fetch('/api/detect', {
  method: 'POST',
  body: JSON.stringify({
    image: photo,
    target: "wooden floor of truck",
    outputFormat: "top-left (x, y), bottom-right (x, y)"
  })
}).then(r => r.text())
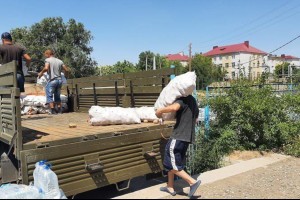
top-left (22, 113), bottom-right (174, 150)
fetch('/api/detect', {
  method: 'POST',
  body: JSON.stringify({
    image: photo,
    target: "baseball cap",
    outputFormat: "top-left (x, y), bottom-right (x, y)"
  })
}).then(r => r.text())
top-left (1, 32), bottom-right (12, 41)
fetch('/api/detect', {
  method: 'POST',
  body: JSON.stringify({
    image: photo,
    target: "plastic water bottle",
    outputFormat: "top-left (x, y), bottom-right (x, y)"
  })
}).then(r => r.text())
top-left (0, 184), bottom-right (42, 199)
top-left (33, 160), bottom-right (46, 189)
top-left (39, 165), bottom-right (61, 199)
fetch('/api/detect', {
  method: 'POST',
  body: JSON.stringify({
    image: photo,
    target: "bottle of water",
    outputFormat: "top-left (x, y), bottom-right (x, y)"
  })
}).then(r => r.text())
top-left (33, 160), bottom-right (46, 189)
top-left (0, 184), bottom-right (42, 199)
top-left (39, 165), bottom-right (61, 199)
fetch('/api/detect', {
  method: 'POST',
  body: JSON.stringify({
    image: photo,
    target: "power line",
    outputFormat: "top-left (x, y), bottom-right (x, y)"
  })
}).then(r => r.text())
top-left (239, 34), bottom-right (300, 66)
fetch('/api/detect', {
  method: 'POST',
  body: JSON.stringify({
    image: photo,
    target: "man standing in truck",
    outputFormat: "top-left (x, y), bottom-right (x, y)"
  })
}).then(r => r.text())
top-left (0, 32), bottom-right (31, 93)
top-left (155, 95), bottom-right (201, 198)
top-left (38, 49), bottom-right (69, 115)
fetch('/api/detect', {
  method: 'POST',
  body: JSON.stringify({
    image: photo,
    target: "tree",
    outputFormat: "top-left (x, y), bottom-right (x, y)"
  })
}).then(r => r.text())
top-left (136, 51), bottom-right (156, 71)
top-left (275, 62), bottom-right (289, 78)
top-left (113, 60), bottom-right (137, 74)
top-left (11, 17), bottom-right (97, 78)
top-left (96, 60), bottom-right (137, 76)
top-left (192, 54), bottom-right (225, 89)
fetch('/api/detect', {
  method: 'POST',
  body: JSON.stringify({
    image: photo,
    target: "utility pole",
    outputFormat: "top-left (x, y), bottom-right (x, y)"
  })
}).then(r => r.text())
top-left (189, 43), bottom-right (192, 72)
top-left (146, 55), bottom-right (148, 71)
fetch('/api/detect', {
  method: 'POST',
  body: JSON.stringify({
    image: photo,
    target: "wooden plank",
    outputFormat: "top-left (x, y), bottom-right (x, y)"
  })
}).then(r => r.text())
top-left (0, 75), bottom-right (14, 87)
top-left (79, 88), bottom-right (125, 95)
top-left (124, 68), bottom-right (175, 79)
top-left (125, 77), bottom-right (169, 86)
top-left (0, 61), bottom-right (17, 76)
top-left (77, 80), bottom-right (125, 89)
top-left (132, 86), bottom-right (162, 94)
top-left (73, 74), bottom-right (124, 84)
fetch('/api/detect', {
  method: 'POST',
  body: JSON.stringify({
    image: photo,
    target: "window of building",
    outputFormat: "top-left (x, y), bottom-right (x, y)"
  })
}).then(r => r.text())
top-left (232, 62), bottom-right (235, 67)
top-left (232, 72), bottom-right (235, 79)
top-left (226, 56), bottom-right (229, 60)
top-left (214, 57), bottom-right (217, 62)
top-left (225, 63), bottom-right (229, 68)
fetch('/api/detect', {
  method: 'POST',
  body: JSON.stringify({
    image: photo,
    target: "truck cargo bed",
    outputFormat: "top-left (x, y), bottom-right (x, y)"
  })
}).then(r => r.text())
top-left (22, 113), bottom-right (174, 150)
top-left (20, 113), bottom-right (175, 196)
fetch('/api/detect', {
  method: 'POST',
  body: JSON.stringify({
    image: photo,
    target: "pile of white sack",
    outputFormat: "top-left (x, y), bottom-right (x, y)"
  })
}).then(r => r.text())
top-left (20, 95), bottom-right (68, 115)
top-left (154, 71), bottom-right (197, 120)
top-left (0, 161), bottom-right (67, 199)
top-left (37, 73), bottom-right (67, 87)
top-left (89, 106), bottom-right (159, 126)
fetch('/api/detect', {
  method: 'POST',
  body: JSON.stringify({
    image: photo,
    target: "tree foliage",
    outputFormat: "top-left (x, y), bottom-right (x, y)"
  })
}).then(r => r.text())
top-left (11, 17), bottom-right (97, 78)
top-left (97, 60), bottom-right (137, 76)
top-left (275, 62), bottom-right (289, 77)
top-left (209, 81), bottom-right (300, 150)
top-left (192, 54), bottom-right (226, 89)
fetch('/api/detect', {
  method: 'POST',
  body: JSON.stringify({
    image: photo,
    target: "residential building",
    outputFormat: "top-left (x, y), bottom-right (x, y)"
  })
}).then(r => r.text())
top-left (166, 52), bottom-right (189, 67)
top-left (265, 54), bottom-right (300, 74)
top-left (204, 41), bottom-right (267, 80)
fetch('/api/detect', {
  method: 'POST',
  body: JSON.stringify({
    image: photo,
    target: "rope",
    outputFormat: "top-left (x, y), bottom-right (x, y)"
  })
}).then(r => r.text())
top-left (159, 119), bottom-right (170, 140)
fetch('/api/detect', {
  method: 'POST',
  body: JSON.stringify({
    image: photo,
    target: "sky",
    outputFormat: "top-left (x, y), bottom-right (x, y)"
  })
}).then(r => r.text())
top-left (1, 0), bottom-right (300, 66)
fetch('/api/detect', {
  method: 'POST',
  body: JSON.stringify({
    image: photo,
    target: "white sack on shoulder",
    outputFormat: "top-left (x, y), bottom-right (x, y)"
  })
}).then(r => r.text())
top-left (154, 71), bottom-right (196, 120)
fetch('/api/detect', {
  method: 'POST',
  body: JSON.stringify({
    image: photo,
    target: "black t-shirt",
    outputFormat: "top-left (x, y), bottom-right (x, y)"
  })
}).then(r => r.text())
top-left (0, 44), bottom-right (26, 75)
top-left (171, 95), bottom-right (199, 144)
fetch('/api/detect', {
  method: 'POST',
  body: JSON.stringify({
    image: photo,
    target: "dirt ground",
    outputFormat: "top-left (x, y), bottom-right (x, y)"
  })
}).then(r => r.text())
top-left (222, 150), bottom-right (273, 166)
top-left (165, 156), bottom-right (300, 199)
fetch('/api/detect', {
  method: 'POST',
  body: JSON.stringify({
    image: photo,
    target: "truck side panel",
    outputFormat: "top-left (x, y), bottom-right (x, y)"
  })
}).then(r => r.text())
top-left (20, 126), bottom-right (173, 196)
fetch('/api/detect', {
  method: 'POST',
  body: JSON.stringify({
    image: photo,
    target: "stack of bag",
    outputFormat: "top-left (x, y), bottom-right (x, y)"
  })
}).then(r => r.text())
top-left (88, 106), bottom-right (159, 126)
top-left (21, 95), bottom-right (68, 115)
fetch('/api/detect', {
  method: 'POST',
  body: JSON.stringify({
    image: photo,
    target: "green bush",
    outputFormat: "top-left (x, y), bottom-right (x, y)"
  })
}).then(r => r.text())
top-left (192, 81), bottom-right (300, 173)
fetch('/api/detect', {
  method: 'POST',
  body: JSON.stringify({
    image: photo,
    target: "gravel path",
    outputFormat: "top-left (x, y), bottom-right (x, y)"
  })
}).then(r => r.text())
top-left (165, 157), bottom-right (300, 199)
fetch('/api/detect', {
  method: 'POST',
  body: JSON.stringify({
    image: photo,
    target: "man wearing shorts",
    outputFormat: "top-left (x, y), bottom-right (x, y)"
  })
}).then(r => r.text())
top-left (156, 95), bottom-right (201, 198)
top-left (38, 49), bottom-right (69, 114)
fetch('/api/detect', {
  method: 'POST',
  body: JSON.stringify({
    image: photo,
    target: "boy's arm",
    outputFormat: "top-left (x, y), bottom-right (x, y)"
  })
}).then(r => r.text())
top-left (155, 103), bottom-right (181, 118)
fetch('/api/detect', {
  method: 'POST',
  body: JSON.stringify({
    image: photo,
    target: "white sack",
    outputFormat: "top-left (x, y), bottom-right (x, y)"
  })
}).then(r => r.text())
top-left (23, 95), bottom-right (68, 107)
top-left (37, 73), bottom-right (67, 87)
top-left (154, 71), bottom-right (196, 120)
top-left (135, 107), bottom-right (158, 121)
top-left (22, 106), bottom-right (38, 115)
top-left (89, 106), bottom-right (141, 126)
top-left (37, 73), bottom-right (49, 87)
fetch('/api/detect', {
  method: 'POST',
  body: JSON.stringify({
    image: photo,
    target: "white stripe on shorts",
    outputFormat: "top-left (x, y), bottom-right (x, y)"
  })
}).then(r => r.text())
top-left (169, 139), bottom-right (178, 171)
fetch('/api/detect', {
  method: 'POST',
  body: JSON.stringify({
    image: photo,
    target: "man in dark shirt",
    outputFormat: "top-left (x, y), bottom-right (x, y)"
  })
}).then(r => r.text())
top-left (0, 32), bottom-right (31, 92)
top-left (156, 95), bottom-right (201, 198)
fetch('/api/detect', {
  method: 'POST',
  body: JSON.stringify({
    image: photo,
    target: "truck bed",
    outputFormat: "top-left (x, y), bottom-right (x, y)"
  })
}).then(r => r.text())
top-left (22, 113), bottom-right (174, 150)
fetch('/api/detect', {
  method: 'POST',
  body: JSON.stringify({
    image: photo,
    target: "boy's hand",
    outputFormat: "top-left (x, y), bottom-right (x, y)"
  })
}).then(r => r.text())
top-left (155, 109), bottom-right (163, 118)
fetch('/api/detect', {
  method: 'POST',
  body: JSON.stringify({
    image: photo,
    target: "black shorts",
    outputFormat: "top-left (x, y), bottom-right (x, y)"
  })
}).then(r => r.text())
top-left (163, 139), bottom-right (189, 172)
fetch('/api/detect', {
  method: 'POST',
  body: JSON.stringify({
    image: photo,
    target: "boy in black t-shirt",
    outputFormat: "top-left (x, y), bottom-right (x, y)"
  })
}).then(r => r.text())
top-left (156, 95), bottom-right (201, 198)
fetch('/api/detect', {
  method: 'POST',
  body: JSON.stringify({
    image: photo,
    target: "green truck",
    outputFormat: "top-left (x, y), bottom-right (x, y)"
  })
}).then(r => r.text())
top-left (0, 61), bottom-right (176, 196)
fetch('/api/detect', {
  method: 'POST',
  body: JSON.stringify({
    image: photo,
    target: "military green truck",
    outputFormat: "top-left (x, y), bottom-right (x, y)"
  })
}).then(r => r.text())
top-left (0, 61), bottom-right (176, 196)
